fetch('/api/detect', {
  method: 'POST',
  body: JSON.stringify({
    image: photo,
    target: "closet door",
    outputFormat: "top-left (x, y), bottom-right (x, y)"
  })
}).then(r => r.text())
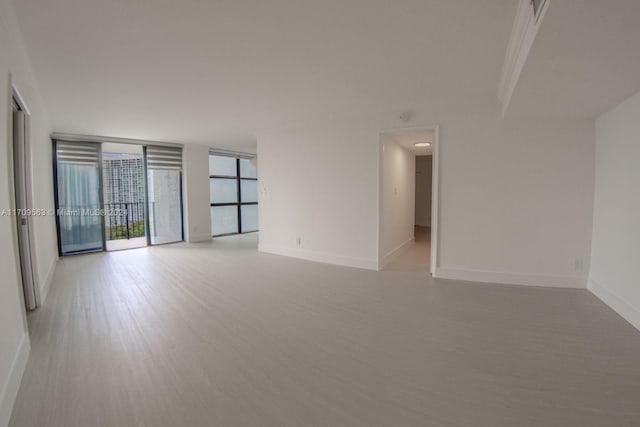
top-left (54, 141), bottom-right (105, 255)
top-left (13, 103), bottom-right (38, 308)
top-left (145, 146), bottom-right (183, 245)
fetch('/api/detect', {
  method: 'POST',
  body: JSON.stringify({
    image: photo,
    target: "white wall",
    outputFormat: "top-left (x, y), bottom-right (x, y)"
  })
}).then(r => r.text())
top-left (3, 7), bottom-right (57, 305)
top-left (257, 122), bottom-right (379, 270)
top-left (437, 109), bottom-right (594, 288)
top-left (0, 0), bottom-right (57, 424)
top-left (415, 155), bottom-right (432, 227)
top-left (27, 116), bottom-right (57, 302)
top-left (588, 89), bottom-right (640, 331)
top-left (182, 144), bottom-right (212, 243)
top-left (257, 101), bottom-right (594, 286)
top-left (381, 135), bottom-right (415, 266)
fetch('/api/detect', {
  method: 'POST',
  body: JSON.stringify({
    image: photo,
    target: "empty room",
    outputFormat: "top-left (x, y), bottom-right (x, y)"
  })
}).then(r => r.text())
top-left (2, 0), bottom-right (640, 426)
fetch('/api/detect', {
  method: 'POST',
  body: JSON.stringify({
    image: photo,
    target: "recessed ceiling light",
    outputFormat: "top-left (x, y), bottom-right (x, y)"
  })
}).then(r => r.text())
top-left (414, 142), bottom-right (431, 147)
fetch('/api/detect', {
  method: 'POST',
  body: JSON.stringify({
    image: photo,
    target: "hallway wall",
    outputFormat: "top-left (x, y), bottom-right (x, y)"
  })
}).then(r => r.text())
top-left (382, 135), bottom-right (416, 266)
top-left (589, 88), bottom-right (640, 331)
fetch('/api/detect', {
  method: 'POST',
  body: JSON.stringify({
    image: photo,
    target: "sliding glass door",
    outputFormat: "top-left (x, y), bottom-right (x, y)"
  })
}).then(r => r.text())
top-left (54, 141), bottom-right (104, 255)
top-left (54, 140), bottom-right (184, 254)
top-left (145, 146), bottom-right (184, 245)
top-left (102, 143), bottom-right (147, 251)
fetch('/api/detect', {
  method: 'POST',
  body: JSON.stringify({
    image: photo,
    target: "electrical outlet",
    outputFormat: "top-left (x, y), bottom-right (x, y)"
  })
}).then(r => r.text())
top-left (296, 237), bottom-right (302, 246)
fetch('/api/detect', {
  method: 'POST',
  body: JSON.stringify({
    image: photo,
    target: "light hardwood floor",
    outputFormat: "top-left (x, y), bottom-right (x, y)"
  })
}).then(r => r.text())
top-left (385, 226), bottom-right (431, 272)
top-left (10, 234), bottom-right (640, 426)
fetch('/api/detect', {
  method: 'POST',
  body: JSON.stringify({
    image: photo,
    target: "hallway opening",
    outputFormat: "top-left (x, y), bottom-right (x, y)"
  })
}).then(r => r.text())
top-left (379, 128), bottom-right (436, 273)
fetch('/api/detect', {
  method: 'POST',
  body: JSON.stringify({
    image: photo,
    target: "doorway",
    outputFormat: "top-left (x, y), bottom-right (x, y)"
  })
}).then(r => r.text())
top-left (102, 143), bottom-right (147, 251)
top-left (411, 154), bottom-right (433, 269)
top-left (11, 94), bottom-right (38, 310)
top-left (378, 127), bottom-right (438, 273)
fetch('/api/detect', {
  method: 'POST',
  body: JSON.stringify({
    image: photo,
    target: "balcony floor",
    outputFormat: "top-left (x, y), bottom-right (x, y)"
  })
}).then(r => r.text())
top-left (106, 236), bottom-right (147, 251)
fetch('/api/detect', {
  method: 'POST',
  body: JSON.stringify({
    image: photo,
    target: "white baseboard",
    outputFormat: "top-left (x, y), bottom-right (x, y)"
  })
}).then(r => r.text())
top-left (187, 234), bottom-right (212, 243)
top-left (258, 243), bottom-right (378, 271)
top-left (38, 257), bottom-right (57, 305)
top-left (382, 238), bottom-right (414, 269)
top-left (0, 333), bottom-right (30, 427)
top-left (588, 277), bottom-right (640, 332)
top-left (435, 267), bottom-right (584, 288)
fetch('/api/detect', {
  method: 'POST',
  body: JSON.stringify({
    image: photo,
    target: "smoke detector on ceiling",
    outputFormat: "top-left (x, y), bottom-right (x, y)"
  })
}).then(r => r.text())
top-left (399, 112), bottom-right (412, 123)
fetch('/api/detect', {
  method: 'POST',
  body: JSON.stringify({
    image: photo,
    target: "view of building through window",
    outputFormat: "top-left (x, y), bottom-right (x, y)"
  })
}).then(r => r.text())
top-left (102, 151), bottom-right (146, 241)
top-left (53, 140), bottom-right (184, 255)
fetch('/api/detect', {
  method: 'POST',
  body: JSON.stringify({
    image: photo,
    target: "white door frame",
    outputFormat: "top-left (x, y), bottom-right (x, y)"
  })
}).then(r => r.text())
top-left (377, 125), bottom-right (440, 275)
top-left (11, 82), bottom-right (39, 310)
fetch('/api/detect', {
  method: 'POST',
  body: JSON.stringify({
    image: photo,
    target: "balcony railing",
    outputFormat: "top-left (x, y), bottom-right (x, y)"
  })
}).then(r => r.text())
top-left (104, 202), bottom-right (145, 240)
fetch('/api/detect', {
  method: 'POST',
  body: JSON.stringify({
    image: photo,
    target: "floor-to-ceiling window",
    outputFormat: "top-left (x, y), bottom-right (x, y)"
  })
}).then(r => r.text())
top-left (53, 138), bottom-right (184, 254)
top-left (146, 146), bottom-right (184, 244)
top-left (209, 154), bottom-right (258, 236)
top-left (54, 141), bottom-right (104, 255)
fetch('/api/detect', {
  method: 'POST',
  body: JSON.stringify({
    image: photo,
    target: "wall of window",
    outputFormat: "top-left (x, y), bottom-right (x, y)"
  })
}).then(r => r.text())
top-left (209, 154), bottom-right (258, 236)
top-left (53, 140), bottom-right (184, 255)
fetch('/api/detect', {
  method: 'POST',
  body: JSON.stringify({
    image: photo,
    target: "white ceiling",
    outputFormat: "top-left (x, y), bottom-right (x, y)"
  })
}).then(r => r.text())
top-left (11, 0), bottom-right (516, 152)
top-left (507, 0), bottom-right (640, 119)
top-left (385, 130), bottom-right (434, 155)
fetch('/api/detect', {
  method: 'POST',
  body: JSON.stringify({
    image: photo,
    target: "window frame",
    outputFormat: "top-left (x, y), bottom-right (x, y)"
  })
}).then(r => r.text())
top-left (209, 156), bottom-right (258, 237)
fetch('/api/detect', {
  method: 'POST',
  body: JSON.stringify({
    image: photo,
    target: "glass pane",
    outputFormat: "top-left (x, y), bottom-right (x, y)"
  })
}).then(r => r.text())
top-left (239, 158), bottom-right (257, 178)
top-left (211, 206), bottom-right (238, 236)
top-left (209, 155), bottom-right (237, 176)
top-left (209, 178), bottom-right (237, 203)
top-left (241, 205), bottom-right (258, 232)
top-left (102, 145), bottom-right (146, 249)
top-left (240, 179), bottom-right (258, 203)
top-left (56, 151), bottom-right (104, 254)
top-left (147, 169), bottom-right (183, 244)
